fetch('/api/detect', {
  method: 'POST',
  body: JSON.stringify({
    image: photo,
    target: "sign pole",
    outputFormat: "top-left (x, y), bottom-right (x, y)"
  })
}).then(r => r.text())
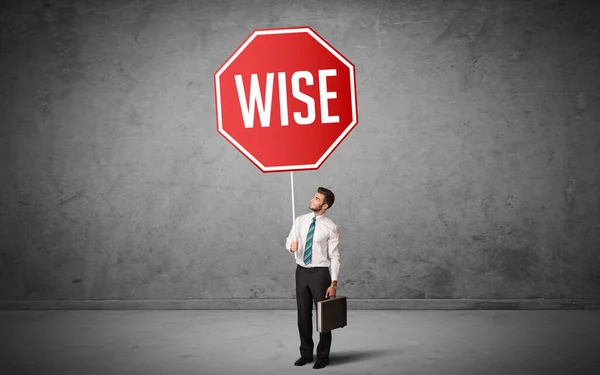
top-left (290, 171), bottom-right (298, 259)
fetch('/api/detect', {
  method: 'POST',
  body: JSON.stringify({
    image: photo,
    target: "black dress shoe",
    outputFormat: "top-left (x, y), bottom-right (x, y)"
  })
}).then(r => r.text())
top-left (294, 357), bottom-right (313, 366)
top-left (313, 359), bottom-right (329, 369)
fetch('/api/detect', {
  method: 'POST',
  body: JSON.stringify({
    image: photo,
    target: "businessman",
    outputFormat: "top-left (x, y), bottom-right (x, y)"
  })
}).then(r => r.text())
top-left (286, 187), bottom-right (341, 370)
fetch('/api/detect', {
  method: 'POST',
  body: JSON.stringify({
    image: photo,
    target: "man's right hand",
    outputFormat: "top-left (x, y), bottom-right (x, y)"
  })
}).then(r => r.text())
top-left (290, 240), bottom-right (299, 252)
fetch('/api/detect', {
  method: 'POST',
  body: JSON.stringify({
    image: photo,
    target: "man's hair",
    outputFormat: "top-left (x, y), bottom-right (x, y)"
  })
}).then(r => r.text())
top-left (317, 187), bottom-right (335, 209)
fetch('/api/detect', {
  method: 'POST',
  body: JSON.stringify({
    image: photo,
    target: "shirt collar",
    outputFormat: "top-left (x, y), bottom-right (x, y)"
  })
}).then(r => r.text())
top-left (312, 213), bottom-right (326, 221)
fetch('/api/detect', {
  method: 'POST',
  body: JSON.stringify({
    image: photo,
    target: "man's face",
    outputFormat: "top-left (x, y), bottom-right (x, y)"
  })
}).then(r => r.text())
top-left (309, 192), bottom-right (327, 212)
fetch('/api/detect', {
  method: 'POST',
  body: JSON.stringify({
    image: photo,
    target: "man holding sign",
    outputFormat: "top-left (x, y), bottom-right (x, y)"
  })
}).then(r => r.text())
top-left (215, 27), bottom-right (355, 368)
top-left (286, 187), bottom-right (341, 370)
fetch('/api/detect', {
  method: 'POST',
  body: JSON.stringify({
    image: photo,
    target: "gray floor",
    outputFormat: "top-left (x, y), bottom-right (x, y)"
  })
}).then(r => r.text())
top-left (1, 310), bottom-right (599, 375)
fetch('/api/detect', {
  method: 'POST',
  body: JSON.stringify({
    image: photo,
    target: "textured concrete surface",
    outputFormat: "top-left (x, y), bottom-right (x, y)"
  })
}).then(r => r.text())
top-left (3, 297), bottom-right (600, 311)
top-left (1, 0), bottom-right (600, 305)
top-left (2, 310), bottom-right (599, 375)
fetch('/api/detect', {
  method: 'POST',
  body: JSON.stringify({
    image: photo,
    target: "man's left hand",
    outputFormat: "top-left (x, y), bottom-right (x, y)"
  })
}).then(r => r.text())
top-left (325, 287), bottom-right (336, 299)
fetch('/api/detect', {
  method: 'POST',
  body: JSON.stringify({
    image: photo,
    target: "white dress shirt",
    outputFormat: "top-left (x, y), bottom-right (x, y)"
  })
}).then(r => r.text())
top-left (285, 213), bottom-right (341, 281)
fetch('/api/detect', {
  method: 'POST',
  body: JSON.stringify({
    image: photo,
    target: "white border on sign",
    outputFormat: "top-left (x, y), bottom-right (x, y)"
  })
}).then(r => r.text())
top-left (215, 27), bottom-right (357, 172)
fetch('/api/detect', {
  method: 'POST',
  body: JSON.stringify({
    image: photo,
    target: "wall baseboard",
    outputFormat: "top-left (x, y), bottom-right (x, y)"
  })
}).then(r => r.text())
top-left (1, 298), bottom-right (599, 310)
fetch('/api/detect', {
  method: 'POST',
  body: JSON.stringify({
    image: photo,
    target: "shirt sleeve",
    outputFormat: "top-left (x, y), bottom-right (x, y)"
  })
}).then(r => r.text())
top-left (328, 225), bottom-right (341, 281)
top-left (285, 217), bottom-right (299, 253)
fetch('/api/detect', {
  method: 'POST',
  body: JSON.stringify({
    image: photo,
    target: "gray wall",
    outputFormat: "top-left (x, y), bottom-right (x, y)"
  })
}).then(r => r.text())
top-left (1, 0), bottom-right (599, 307)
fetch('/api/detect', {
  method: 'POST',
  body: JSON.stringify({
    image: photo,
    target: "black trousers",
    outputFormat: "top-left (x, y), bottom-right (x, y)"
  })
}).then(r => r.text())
top-left (295, 264), bottom-right (332, 360)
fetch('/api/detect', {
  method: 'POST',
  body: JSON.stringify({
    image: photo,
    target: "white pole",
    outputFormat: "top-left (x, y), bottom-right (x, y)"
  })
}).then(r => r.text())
top-left (291, 171), bottom-right (297, 260)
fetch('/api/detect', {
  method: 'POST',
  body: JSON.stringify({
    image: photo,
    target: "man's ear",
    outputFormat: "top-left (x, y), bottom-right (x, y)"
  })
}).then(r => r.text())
top-left (323, 203), bottom-right (329, 211)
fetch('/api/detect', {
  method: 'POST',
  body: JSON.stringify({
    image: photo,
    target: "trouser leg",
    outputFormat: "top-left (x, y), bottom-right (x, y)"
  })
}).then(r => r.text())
top-left (311, 267), bottom-right (332, 360)
top-left (296, 265), bottom-right (314, 359)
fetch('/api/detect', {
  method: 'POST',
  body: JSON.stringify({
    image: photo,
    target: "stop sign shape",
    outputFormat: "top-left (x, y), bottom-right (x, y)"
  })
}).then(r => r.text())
top-left (214, 26), bottom-right (358, 173)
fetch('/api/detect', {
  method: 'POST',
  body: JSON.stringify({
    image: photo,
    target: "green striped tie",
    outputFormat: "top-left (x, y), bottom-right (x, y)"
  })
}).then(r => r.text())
top-left (303, 217), bottom-right (316, 265)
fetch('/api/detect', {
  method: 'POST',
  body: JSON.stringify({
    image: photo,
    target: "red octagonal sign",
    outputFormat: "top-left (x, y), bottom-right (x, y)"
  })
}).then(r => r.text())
top-left (214, 26), bottom-right (358, 173)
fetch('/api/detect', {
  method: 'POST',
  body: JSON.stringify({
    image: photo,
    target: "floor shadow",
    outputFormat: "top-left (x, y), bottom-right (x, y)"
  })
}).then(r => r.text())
top-left (329, 349), bottom-right (397, 366)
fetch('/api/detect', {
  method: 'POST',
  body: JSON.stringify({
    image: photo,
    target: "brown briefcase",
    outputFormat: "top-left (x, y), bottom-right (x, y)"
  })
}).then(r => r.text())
top-left (316, 296), bottom-right (347, 333)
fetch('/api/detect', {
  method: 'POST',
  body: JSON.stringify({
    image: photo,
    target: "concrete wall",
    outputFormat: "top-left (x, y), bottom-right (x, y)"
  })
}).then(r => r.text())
top-left (1, 0), bottom-right (599, 308)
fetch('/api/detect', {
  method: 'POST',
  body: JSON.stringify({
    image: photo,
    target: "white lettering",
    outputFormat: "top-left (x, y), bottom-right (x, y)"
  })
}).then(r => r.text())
top-left (318, 69), bottom-right (339, 124)
top-left (235, 73), bottom-right (274, 128)
top-left (291, 71), bottom-right (316, 125)
top-left (278, 72), bottom-right (288, 126)
top-left (235, 69), bottom-right (339, 128)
